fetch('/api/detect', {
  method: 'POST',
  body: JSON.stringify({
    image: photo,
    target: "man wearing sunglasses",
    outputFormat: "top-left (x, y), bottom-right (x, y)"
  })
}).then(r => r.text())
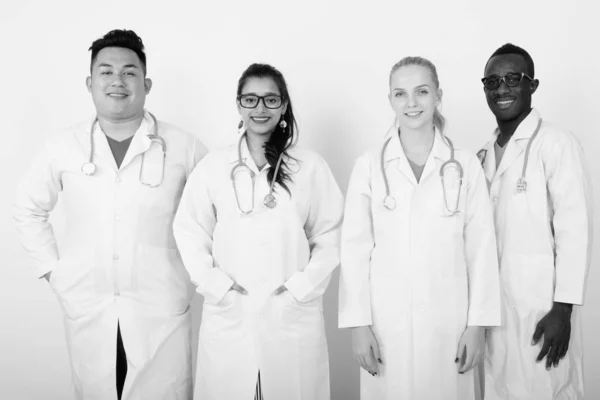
top-left (478, 43), bottom-right (592, 399)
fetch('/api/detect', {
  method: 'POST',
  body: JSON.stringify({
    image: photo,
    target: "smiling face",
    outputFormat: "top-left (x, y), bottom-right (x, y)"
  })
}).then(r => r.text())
top-left (237, 77), bottom-right (287, 138)
top-left (86, 46), bottom-right (152, 122)
top-left (389, 64), bottom-right (441, 131)
top-left (483, 53), bottom-right (538, 123)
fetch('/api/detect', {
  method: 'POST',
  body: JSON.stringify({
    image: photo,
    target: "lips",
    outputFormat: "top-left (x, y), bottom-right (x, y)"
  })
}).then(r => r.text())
top-left (405, 111), bottom-right (422, 118)
top-left (494, 97), bottom-right (515, 108)
top-left (250, 116), bottom-right (271, 124)
top-left (107, 93), bottom-right (129, 98)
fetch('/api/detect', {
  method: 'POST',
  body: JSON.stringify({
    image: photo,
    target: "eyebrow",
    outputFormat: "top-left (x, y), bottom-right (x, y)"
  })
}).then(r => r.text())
top-left (97, 63), bottom-right (140, 69)
top-left (392, 84), bottom-right (431, 91)
top-left (240, 92), bottom-right (280, 96)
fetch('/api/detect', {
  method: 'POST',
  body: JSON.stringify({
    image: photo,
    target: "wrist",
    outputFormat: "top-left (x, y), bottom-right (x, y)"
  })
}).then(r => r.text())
top-left (553, 302), bottom-right (573, 314)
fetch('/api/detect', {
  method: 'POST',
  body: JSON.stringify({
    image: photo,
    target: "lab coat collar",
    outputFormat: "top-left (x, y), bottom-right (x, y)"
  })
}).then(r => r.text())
top-left (229, 134), bottom-right (272, 175)
top-left (91, 110), bottom-right (155, 171)
top-left (493, 108), bottom-right (541, 179)
top-left (383, 126), bottom-right (450, 185)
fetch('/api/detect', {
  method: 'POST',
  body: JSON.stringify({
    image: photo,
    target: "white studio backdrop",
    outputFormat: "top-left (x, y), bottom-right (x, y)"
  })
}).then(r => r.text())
top-left (0, 0), bottom-right (598, 399)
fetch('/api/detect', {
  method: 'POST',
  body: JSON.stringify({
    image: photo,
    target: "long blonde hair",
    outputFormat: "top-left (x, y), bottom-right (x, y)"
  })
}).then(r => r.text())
top-left (389, 56), bottom-right (445, 133)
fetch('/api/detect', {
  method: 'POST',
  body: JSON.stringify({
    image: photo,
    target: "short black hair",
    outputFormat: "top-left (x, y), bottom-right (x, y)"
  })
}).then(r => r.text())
top-left (487, 43), bottom-right (535, 78)
top-left (89, 29), bottom-right (146, 75)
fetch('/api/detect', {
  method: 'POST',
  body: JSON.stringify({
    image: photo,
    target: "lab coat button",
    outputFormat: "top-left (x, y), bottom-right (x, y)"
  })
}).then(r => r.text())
top-left (114, 291), bottom-right (120, 296)
top-left (115, 175), bottom-right (121, 183)
top-left (113, 254), bottom-right (119, 260)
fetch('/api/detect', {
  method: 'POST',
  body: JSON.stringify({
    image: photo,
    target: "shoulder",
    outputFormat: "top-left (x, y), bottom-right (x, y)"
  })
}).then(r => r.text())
top-left (157, 120), bottom-right (202, 146)
top-left (538, 120), bottom-right (581, 148)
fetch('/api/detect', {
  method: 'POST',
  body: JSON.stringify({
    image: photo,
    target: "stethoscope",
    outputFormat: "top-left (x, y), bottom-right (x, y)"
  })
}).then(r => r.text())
top-left (381, 131), bottom-right (463, 215)
top-left (477, 119), bottom-right (542, 193)
top-left (230, 132), bottom-right (284, 214)
top-left (81, 112), bottom-right (167, 187)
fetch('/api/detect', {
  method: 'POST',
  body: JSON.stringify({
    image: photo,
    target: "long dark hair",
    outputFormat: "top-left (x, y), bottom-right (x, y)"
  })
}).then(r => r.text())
top-left (237, 63), bottom-right (298, 194)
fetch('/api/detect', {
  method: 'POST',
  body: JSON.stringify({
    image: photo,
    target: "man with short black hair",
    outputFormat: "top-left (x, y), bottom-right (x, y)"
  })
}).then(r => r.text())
top-left (14, 29), bottom-right (207, 399)
top-left (479, 43), bottom-right (593, 399)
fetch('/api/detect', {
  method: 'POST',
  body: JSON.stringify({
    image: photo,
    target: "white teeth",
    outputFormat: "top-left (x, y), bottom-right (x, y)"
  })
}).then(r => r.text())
top-left (497, 100), bottom-right (513, 105)
top-left (406, 112), bottom-right (421, 117)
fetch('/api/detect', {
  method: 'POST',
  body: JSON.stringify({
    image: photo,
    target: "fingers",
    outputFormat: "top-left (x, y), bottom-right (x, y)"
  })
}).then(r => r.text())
top-left (455, 340), bottom-right (466, 365)
top-left (231, 283), bottom-right (248, 295)
top-left (536, 337), bottom-right (551, 363)
top-left (372, 341), bottom-right (383, 365)
top-left (532, 323), bottom-right (544, 345)
top-left (459, 345), bottom-right (475, 374)
top-left (559, 341), bottom-right (569, 360)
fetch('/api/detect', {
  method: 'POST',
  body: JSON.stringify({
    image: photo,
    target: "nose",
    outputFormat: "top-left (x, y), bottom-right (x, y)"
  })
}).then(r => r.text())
top-left (407, 93), bottom-right (417, 107)
top-left (496, 79), bottom-right (511, 95)
top-left (110, 75), bottom-right (126, 87)
top-left (255, 98), bottom-right (267, 112)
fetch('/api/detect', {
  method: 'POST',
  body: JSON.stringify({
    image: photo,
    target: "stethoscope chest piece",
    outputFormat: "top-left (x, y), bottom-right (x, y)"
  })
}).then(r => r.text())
top-left (264, 193), bottom-right (277, 209)
top-left (383, 195), bottom-right (396, 210)
top-left (82, 162), bottom-right (96, 176)
top-left (516, 178), bottom-right (527, 193)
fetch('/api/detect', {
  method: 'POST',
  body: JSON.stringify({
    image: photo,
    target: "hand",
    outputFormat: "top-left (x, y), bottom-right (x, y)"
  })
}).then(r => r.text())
top-left (43, 271), bottom-right (52, 282)
top-left (456, 326), bottom-right (485, 374)
top-left (272, 285), bottom-right (287, 296)
top-left (532, 302), bottom-right (572, 370)
top-left (229, 282), bottom-right (248, 295)
top-left (351, 326), bottom-right (383, 376)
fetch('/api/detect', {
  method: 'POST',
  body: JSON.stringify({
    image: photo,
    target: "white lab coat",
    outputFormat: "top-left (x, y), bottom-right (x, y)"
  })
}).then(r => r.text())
top-left (338, 129), bottom-right (501, 400)
top-left (480, 109), bottom-right (593, 400)
top-left (14, 111), bottom-right (207, 400)
top-left (173, 139), bottom-right (343, 400)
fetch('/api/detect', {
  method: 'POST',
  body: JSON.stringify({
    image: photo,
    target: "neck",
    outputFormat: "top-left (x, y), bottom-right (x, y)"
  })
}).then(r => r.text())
top-left (398, 124), bottom-right (435, 153)
top-left (98, 114), bottom-right (145, 141)
top-left (245, 130), bottom-right (271, 167)
top-left (496, 108), bottom-right (532, 147)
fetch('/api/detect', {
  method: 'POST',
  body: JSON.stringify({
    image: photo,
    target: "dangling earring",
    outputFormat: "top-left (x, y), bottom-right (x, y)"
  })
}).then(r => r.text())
top-left (238, 120), bottom-right (245, 134)
top-left (279, 119), bottom-right (288, 129)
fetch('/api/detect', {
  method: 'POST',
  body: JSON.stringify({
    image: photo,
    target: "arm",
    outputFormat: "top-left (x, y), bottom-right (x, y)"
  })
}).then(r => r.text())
top-left (173, 159), bottom-right (234, 304)
top-left (547, 135), bottom-right (593, 306)
top-left (13, 141), bottom-right (62, 279)
top-left (283, 156), bottom-right (344, 303)
top-left (532, 133), bottom-right (593, 368)
top-left (463, 158), bottom-right (501, 327)
top-left (338, 156), bottom-right (376, 329)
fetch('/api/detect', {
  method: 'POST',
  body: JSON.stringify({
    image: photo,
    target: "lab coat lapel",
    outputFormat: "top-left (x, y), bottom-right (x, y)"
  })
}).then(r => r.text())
top-left (385, 131), bottom-right (417, 185)
top-left (493, 109), bottom-right (541, 179)
top-left (120, 112), bottom-right (153, 170)
top-left (229, 135), bottom-right (263, 175)
top-left (91, 118), bottom-right (118, 171)
top-left (479, 137), bottom-right (497, 184)
top-left (421, 130), bottom-right (449, 184)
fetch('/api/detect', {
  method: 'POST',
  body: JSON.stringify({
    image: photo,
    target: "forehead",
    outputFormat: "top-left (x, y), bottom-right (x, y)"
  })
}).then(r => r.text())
top-left (241, 77), bottom-right (280, 95)
top-left (390, 65), bottom-right (435, 89)
top-left (485, 54), bottom-right (528, 76)
top-left (93, 47), bottom-right (142, 68)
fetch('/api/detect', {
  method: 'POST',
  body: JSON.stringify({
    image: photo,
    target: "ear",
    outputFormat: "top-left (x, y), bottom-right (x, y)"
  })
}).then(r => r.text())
top-left (388, 92), bottom-right (393, 108)
top-left (144, 78), bottom-right (153, 94)
top-left (529, 79), bottom-right (539, 95)
top-left (86, 76), bottom-right (92, 93)
top-left (436, 88), bottom-right (443, 106)
top-left (281, 101), bottom-right (288, 115)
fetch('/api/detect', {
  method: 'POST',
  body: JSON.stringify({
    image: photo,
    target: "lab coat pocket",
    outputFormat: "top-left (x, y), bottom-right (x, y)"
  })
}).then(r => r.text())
top-left (201, 290), bottom-right (244, 341)
top-left (278, 291), bottom-right (324, 342)
top-left (137, 246), bottom-right (191, 314)
top-left (50, 250), bottom-right (100, 321)
top-left (505, 254), bottom-right (554, 311)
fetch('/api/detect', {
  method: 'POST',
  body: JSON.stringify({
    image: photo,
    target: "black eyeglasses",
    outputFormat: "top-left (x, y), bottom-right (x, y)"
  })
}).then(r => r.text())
top-left (238, 94), bottom-right (283, 109)
top-left (481, 72), bottom-right (534, 90)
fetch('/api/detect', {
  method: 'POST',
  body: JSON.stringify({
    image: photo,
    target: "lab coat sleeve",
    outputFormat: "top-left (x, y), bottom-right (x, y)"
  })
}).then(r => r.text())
top-left (13, 141), bottom-right (62, 279)
top-left (190, 136), bottom-right (209, 170)
top-left (284, 155), bottom-right (344, 303)
top-left (338, 155), bottom-right (375, 328)
top-left (545, 134), bottom-right (593, 305)
top-left (173, 158), bottom-right (234, 305)
top-left (463, 157), bottom-right (501, 327)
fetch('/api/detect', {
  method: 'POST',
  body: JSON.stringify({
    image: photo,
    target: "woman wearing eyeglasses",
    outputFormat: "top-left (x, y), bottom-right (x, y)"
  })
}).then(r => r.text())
top-left (173, 63), bottom-right (343, 400)
top-left (338, 56), bottom-right (501, 400)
